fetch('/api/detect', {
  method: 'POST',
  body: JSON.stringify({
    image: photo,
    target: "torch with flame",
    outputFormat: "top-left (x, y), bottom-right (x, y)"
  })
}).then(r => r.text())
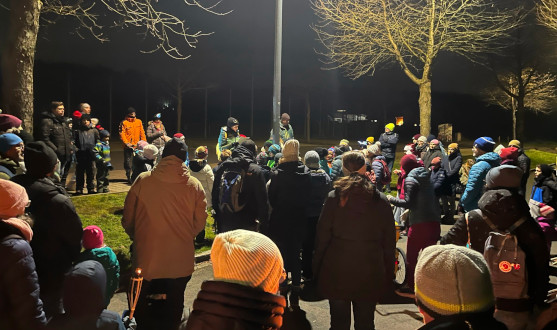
top-left (128, 268), bottom-right (143, 319)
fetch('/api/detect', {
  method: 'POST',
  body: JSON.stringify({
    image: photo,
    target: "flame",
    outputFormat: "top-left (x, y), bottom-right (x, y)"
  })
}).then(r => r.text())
top-left (136, 268), bottom-right (142, 276)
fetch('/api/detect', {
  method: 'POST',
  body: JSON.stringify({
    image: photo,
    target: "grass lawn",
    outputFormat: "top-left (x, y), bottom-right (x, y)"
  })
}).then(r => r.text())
top-left (526, 149), bottom-right (557, 167)
top-left (71, 192), bottom-right (216, 272)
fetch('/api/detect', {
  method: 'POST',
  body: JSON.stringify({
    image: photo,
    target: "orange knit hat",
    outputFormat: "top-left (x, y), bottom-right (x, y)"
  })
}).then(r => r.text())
top-left (0, 180), bottom-right (29, 219)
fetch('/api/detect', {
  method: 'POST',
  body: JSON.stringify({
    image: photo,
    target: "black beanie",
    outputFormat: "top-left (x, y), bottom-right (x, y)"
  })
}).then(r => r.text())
top-left (314, 147), bottom-right (328, 159)
top-left (227, 117), bottom-right (239, 128)
top-left (162, 137), bottom-right (188, 161)
top-left (25, 141), bottom-right (58, 178)
top-left (80, 114), bottom-right (91, 122)
top-left (240, 139), bottom-right (257, 156)
top-left (127, 107), bottom-right (136, 115)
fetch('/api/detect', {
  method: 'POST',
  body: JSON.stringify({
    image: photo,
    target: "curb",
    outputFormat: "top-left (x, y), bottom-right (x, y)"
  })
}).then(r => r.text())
top-left (195, 250), bottom-right (211, 264)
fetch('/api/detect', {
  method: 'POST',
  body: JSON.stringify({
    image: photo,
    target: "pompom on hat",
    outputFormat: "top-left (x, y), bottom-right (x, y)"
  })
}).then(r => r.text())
top-left (0, 180), bottom-right (29, 219)
top-left (82, 225), bottom-right (104, 250)
top-left (211, 229), bottom-right (285, 294)
top-left (474, 137), bottom-right (496, 152)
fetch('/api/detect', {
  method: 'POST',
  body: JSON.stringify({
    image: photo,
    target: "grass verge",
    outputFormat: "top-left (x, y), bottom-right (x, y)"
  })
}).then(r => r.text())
top-left (526, 149), bottom-right (557, 167)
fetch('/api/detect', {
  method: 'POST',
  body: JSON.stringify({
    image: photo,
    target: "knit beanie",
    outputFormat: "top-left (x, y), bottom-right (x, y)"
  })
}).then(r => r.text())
top-left (366, 136), bottom-right (374, 144)
top-left (412, 134), bottom-right (421, 140)
top-left (430, 139), bottom-right (440, 145)
top-left (24, 141), bottom-right (58, 178)
top-left (0, 133), bottom-right (23, 153)
top-left (499, 147), bottom-right (518, 161)
top-left (367, 143), bottom-right (381, 156)
top-left (400, 154), bottom-right (421, 174)
top-left (227, 117), bottom-right (239, 128)
top-left (280, 113), bottom-right (290, 121)
top-left (211, 229), bottom-right (285, 294)
top-left (142, 144), bottom-right (159, 161)
top-left (136, 140), bottom-right (148, 150)
top-left (99, 130), bottom-right (110, 139)
top-left (448, 143), bottom-right (458, 150)
top-left (0, 114), bottom-right (22, 132)
top-left (162, 137), bottom-right (188, 161)
top-left (485, 165), bottom-right (523, 189)
top-left (430, 157), bottom-right (441, 167)
top-left (82, 225), bottom-right (104, 250)
top-left (73, 110), bottom-right (82, 120)
top-left (415, 244), bottom-right (494, 317)
top-left (269, 144), bottom-right (281, 155)
top-left (314, 147), bottom-right (328, 159)
top-left (385, 123), bottom-right (395, 132)
top-left (282, 139), bottom-right (300, 162)
top-left (173, 133), bottom-right (184, 139)
top-left (304, 150), bottom-right (320, 169)
top-left (195, 146), bottom-right (208, 159)
top-left (80, 114), bottom-right (91, 122)
top-left (474, 137), bottom-right (495, 152)
top-left (240, 139), bottom-right (257, 156)
top-left (417, 136), bottom-right (427, 143)
top-left (127, 107), bottom-right (136, 115)
top-left (508, 140), bottom-right (521, 149)
top-left (339, 139), bottom-right (349, 147)
top-left (0, 180), bottom-right (29, 219)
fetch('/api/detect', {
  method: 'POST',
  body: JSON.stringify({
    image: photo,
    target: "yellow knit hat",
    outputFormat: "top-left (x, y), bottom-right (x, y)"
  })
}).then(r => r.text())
top-left (339, 139), bottom-right (349, 146)
top-left (508, 139), bottom-right (521, 148)
top-left (385, 123), bottom-right (395, 131)
top-left (211, 230), bottom-right (285, 294)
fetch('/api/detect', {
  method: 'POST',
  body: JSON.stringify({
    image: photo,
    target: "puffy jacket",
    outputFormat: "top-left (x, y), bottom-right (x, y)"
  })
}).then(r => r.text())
top-left (378, 131), bottom-right (399, 159)
top-left (190, 159), bottom-right (215, 208)
top-left (217, 126), bottom-right (240, 151)
top-left (330, 155), bottom-right (344, 182)
top-left (145, 120), bottom-right (167, 149)
top-left (268, 161), bottom-right (311, 242)
top-left (307, 169), bottom-right (332, 218)
top-left (74, 125), bottom-right (99, 153)
top-left (269, 123), bottom-right (294, 144)
top-left (212, 146), bottom-right (269, 232)
top-left (0, 156), bottom-right (20, 180)
top-left (185, 281), bottom-right (286, 330)
top-left (531, 176), bottom-right (557, 209)
top-left (421, 146), bottom-right (444, 170)
top-left (0, 221), bottom-right (47, 330)
top-left (442, 150), bottom-right (462, 184)
top-left (430, 167), bottom-right (451, 196)
top-left (36, 112), bottom-right (72, 158)
top-left (460, 152), bottom-right (500, 212)
top-left (516, 149), bottom-right (531, 195)
top-left (118, 118), bottom-right (146, 146)
top-left (371, 155), bottom-right (387, 191)
top-left (76, 247), bottom-right (120, 308)
top-left (390, 167), bottom-right (441, 226)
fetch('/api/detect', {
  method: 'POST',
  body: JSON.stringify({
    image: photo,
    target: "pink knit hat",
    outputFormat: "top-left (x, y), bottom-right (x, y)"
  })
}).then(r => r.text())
top-left (82, 225), bottom-right (104, 249)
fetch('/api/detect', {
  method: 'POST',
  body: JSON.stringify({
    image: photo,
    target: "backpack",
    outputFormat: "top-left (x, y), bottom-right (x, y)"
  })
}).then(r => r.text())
top-left (374, 159), bottom-right (391, 186)
top-left (0, 165), bottom-right (14, 178)
top-left (218, 167), bottom-right (246, 214)
top-left (483, 216), bottom-right (528, 300)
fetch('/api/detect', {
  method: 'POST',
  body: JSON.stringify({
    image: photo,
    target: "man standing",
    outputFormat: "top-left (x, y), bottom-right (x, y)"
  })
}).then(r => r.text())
top-left (119, 107), bottom-right (146, 183)
top-left (122, 138), bottom-right (207, 329)
top-left (508, 139), bottom-right (531, 197)
top-left (80, 103), bottom-right (92, 115)
top-left (270, 113), bottom-right (294, 145)
top-left (378, 123), bottom-right (399, 192)
top-left (36, 101), bottom-right (73, 186)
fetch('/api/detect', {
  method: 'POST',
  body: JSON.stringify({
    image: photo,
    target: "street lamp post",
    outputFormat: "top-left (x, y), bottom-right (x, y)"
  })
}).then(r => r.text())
top-left (272, 0), bottom-right (283, 144)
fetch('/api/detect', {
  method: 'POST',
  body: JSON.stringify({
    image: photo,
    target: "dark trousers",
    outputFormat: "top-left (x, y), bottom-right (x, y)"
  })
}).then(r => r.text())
top-left (385, 157), bottom-right (395, 191)
top-left (329, 299), bottom-right (377, 330)
top-left (302, 216), bottom-right (319, 279)
top-left (135, 276), bottom-right (191, 330)
top-left (406, 221), bottom-right (441, 288)
top-left (277, 240), bottom-right (303, 286)
top-left (124, 147), bottom-right (134, 179)
top-left (76, 151), bottom-right (94, 192)
top-left (96, 162), bottom-right (110, 192)
top-left (58, 153), bottom-right (72, 185)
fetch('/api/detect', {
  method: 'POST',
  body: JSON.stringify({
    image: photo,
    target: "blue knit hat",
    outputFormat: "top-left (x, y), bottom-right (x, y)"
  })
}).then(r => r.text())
top-left (474, 137), bottom-right (495, 152)
top-left (0, 133), bottom-right (23, 153)
top-left (268, 144), bottom-right (281, 155)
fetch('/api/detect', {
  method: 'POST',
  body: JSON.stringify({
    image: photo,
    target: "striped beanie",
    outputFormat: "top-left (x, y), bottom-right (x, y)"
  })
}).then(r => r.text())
top-left (415, 244), bottom-right (494, 317)
top-left (211, 229), bottom-right (285, 294)
top-left (474, 136), bottom-right (495, 152)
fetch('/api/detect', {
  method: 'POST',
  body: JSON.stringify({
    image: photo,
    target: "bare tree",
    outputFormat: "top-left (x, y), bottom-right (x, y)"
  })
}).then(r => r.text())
top-left (0, 0), bottom-right (228, 131)
top-left (311, 0), bottom-right (521, 136)
top-left (484, 68), bottom-right (557, 139)
top-left (538, 0), bottom-right (557, 31)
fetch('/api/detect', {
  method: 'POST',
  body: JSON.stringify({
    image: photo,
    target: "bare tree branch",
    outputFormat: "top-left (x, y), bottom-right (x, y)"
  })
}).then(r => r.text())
top-left (538, 0), bottom-right (557, 32)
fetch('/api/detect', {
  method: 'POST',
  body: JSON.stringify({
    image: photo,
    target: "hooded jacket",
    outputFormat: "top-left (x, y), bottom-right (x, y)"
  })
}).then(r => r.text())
top-left (122, 155), bottom-right (207, 280)
top-left (390, 167), bottom-right (441, 226)
top-left (190, 159), bottom-right (214, 208)
top-left (330, 154), bottom-right (344, 182)
top-left (36, 112), bottom-right (72, 158)
top-left (460, 152), bottom-right (501, 212)
top-left (514, 148), bottom-right (531, 195)
top-left (77, 247), bottom-right (120, 308)
top-left (0, 220), bottom-right (47, 330)
top-left (47, 260), bottom-right (125, 330)
top-left (378, 131), bottom-right (399, 159)
top-left (185, 281), bottom-right (286, 330)
top-left (146, 120), bottom-right (167, 149)
top-left (212, 146), bottom-right (269, 232)
top-left (218, 119), bottom-right (240, 151)
top-left (531, 165), bottom-right (557, 208)
top-left (442, 149), bottom-right (462, 184)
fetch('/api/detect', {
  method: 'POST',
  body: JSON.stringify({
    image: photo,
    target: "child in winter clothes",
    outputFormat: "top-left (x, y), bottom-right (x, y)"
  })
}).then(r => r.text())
top-left (256, 140), bottom-right (273, 166)
top-left (76, 226), bottom-right (120, 308)
top-left (74, 114), bottom-right (100, 195)
top-left (314, 147), bottom-right (331, 175)
top-left (131, 143), bottom-right (158, 183)
top-left (94, 130), bottom-right (112, 193)
top-left (266, 144), bottom-right (281, 168)
top-left (190, 146), bottom-right (214, 244)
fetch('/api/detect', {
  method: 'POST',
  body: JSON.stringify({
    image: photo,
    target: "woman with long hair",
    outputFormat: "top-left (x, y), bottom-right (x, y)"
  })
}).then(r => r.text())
top-left (313, 151), bottom-right (396, 330)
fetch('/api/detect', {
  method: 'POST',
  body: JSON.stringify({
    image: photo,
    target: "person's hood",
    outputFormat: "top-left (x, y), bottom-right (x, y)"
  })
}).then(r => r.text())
top-left (11, 174), bottom-right (67, 199)
top-left (407, 167), bottom-right (430, 183)
top-left (0, 155), bottom-right (18, 168)
top-left (231, 145), bottom-right (255, 163)
top-left (63, 260), bottom-right (106, 316)
top-left (40, 111), bottom-right (65, 123)
top-left (478, 189), bottom-right (529, 231)
top-left (151, 155), bottom-right (191, 183)
top-left (276, 160), bottom-right (310, 176)
top-left (476, 152), bottom-right (501, 166)
top-left (189, 159), bottom-right (207, 172)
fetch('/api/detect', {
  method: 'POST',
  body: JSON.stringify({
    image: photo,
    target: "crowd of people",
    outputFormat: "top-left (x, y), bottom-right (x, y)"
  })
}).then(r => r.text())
top-left (1, 106), bottom-right (557, 330)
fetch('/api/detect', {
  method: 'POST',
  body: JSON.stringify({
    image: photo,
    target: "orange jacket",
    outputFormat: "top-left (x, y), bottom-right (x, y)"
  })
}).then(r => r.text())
top-left (119, 118), bottom-right (146, 146)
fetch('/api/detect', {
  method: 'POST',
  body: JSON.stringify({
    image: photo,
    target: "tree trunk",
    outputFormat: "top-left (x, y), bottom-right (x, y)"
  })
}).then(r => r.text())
top-left (516, 97), bottom-right (525, 141)
top-left (177, 84), bottom-right (183, 133)
top-left (418, 80), bottom-right (432, 136)
top-left (511, 96), bottom-right (517, 140)
top-left (1, 0), bottom-right (41, 133)
top-left (305, 92), bottom-right (311, 142)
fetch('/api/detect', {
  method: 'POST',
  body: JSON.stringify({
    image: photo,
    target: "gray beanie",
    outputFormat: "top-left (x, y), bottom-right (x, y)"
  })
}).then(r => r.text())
top-left (485, 165), bottom-right (523, 189)
top-left (24, 141), bottom-right (58, 178)
top-left (162, 137), bottom-right (188, 161)
top-left (415, 244), bottom-right (494, 317)
top-left (304, 150), bottom-right (320, 169)
top-left (367, 143), bottom-right (381, 156)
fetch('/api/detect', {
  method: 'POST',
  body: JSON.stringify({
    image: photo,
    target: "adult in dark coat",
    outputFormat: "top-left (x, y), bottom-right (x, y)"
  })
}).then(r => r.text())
top-left (378, 123), bottom-right (399, 190)
top-left (509, 139), bottom-right (531, 196)
top-left (421, 139), bottom-right (444, 170)
top-left (212, 140), bottom-right (269, 233)
top-left (313, 151), bottom-right (395, 330)
top-left (36, 102), bottom-right (73, 184)
top-left (12, 142), bottom-right (83, 317)
top-left (441, 143), bottom-right (462, 222)
top-left (0, 180), bottom-right (47, 330)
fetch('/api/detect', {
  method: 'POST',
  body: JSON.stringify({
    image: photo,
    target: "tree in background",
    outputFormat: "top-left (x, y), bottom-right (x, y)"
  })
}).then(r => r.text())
top-left (311, 0), bottom-right (521, 136)
top-left (538, 0), bottom-right (557, 31)
top-left (0, 0), bottom-right (227, 132)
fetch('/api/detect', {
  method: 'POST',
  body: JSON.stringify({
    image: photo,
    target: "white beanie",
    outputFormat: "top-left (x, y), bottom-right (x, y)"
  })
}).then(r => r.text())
top-left (281, 139), bottom-right (300, 162)
top-left (367, 143), bottom-right (381, 156)
top-left (142, 144), bottom-right (159, 161)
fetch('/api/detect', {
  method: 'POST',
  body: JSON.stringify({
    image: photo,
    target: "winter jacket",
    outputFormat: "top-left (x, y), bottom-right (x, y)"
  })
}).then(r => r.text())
top-left (0, 156), bottom-right (21, 180)
top-left (185, 281), bottom-right (286, 330)
top-left (74, 125), bottom-right (99, 155)
top-left (319, 158), bottom-right (331, 175)
top-left (440, 210), bottom-right (492, 254)
top-left (531, 175), bottom-right (557, 209)
top-left (145, 120), bottom-right (167, 149)
top-left (442, 150), bottom-right (462, 184)
top-left (307, 168), bottom-right (332, 218)
top-left (36, 112), bottom-right (72, 158)
top-left (313, 188), bottom-right (396, 301)
top-left (190, 159), bottom-right (215, 208)
top-left (378, 131), bottom-right (399, 159)
top-left (47, 260), bottom-right (125, 330)
top-left (212, 146), bottom-right (269, 232)
top-left (417, 309), bottom-right (505, 330)
top-left (0, 221), bottom-right (47, 330)
top-left (390, 167), bottom-right (441, 226)
top-left (269, 123), bottom-right (294, 144)
top-left (131, 154), bottom-right (155, 183)
top-left (430, 167), bottom-right (451, 196)
top-left (515, 148), bottom-right (531, 195)
top-left (122, 155), bottom-right (207, 280)
top-left (76, 247), bottom-right (120, 308)
top-left (11, 174), bottom-right (83, 310)
top-left (330, 155), bottom-right (344, 182)
top-left (421, 146), bottom-right (444, 170)
top-left (93, 141), bottom-right (111, 165)
top-left (268, 161), bottom-right (312, 242)
top-left (118, 118), bottom-right (146, 147)
top-left (371, 155), bottom-right (387, 191)
top-left (218, 126), bottom-right (240, 152)
top-left (460, 152), bottom-right (500, 212)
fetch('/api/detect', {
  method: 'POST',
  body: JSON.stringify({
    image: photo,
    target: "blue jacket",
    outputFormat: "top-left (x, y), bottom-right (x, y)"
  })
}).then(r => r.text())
top-left (460, 152), bottom-right (500, 211)
top-left (330, 155), bottom-right (344, 182)
top-left (430, 167), bottom-right (451, 196)
top-left (307, 169), bottom-right (332, 218)
top-left (371, 155), bottom-right (387, 191)
top-left (378, 131), bottom-right (399, 159)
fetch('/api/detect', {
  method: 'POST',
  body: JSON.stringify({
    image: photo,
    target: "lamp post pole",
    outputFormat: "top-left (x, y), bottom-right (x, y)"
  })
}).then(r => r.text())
top-left (272, 0), bottom-right (283, 144)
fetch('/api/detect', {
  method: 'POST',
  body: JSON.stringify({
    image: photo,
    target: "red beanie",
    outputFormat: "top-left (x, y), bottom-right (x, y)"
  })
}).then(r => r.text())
top-left (499, 147), bottom-right (518, 161)
top-left (82, 225), bottom-right (104, 249)
top-left (0, 114), bottom-right (22, 132)
top-left (73, 110), bottom-right (82, 119)
top-left (430, 156), bottom-right (441, 167)
top-left (173, 133), bottom-right (184, 138)
top-left (400, 154), bottom-right (421, 174)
